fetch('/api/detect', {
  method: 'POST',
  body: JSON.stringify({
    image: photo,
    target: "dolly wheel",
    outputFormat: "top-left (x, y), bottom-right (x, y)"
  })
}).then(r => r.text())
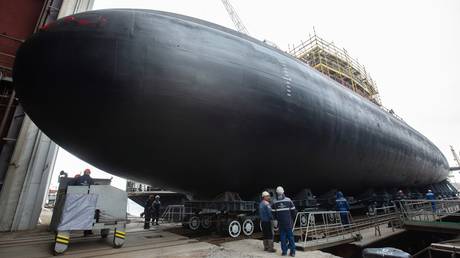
top-left (101, 229), bottom-right (109, 239)
top-left (300, 214), bottom-right (308, 227)
top-left (228, 220), bottom-right (241, 238)
top-left (189, 216), bottom-right (200, 231)
top-left (201, 216), bottom-right (212, 229)
top-left (242, 219), bottom-right (254, 236)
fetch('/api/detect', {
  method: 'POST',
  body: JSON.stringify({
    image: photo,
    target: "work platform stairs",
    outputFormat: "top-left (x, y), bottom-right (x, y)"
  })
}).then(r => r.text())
top-left (293, 199), bottom-right (460, 250)
top-left (160, 199), bottom-right (460, 251)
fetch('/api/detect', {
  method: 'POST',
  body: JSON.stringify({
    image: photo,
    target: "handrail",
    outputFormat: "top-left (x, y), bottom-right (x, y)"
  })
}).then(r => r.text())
top-left (398, 199), bottom-right (460, 223)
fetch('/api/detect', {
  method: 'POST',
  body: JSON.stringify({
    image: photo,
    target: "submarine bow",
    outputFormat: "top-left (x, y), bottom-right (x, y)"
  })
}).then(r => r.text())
top-left (13, 9), bottom-right (449, 198)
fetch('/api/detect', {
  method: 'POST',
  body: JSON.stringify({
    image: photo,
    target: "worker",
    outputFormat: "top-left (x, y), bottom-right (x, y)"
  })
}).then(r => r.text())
top-left (273, 186), bottom-right (296, 257)
top-left (75, 169), bottom-right (94, 236)
top-left (75, 168), bottom-right (94, 186)
top-left (70, 173), bottom-right (81, 186)
top-left (426, 189), bottom-right (436, 212)
top-left (259, 191), bottom-right (276, 253)
top-left (395, 190), bottom-right (405, 210)
top-left (144, 195), bottom-right (155, 229)
top-left (336, 191), bottom-right (350, 225)
top-left (152, 195), bottom-right (161, 226)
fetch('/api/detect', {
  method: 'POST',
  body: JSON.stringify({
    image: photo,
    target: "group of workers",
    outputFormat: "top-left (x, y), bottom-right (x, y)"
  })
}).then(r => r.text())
top-left (259, 187), bottom-right (440, 256)
top-left (135, 184), bottom-right (440, 256)
top-left (70, 168), bottom-right (94, 186)
top-left (259, 186), bottom-right (296, 256)
top-left (396, 189), bottom-right (437, 211)
top-left (65, 168), bottom-right (95, 236)
top-left (143, 195), bottom-right (161, 229)
top-left (259, 187), bottom-right (351, 257)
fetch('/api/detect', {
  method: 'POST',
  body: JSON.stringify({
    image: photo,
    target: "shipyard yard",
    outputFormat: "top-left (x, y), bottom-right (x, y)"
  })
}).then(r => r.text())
top-left (1, 0), bottom-right (460, 257)
top-left (0, 222), bottom-right (340, 258)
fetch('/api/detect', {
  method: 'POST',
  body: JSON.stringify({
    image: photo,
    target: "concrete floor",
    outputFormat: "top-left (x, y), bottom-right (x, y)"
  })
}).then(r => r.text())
top-left (0, 222), bottom-right (339, 258)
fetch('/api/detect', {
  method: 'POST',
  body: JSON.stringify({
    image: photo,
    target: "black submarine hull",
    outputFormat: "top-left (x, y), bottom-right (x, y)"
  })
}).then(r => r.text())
top-left (13, 9), bottom-right (449, 198)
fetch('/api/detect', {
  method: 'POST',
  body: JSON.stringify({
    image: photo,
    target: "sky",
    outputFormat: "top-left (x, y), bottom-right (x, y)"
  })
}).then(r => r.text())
top-left (51, 0), bottom-right (460, 188)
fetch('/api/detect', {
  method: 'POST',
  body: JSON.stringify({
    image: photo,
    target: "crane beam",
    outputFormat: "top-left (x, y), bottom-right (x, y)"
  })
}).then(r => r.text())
top-left (221, 0), bottom-right (249, 35)
top-left (450, 145), bottom-right (460, 167)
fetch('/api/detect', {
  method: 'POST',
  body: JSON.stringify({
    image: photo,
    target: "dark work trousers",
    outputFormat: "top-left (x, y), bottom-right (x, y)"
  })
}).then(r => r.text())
top-left (152, 210), bottom-right (160, 225)
top-left (261, 221), bottom-right (273, 240)
top-left (339, 211), bottom-right (349, 225)
top-left (144, 211), bottom-right (152, 229)
top-left (279, 227), bottom-right (295, 255)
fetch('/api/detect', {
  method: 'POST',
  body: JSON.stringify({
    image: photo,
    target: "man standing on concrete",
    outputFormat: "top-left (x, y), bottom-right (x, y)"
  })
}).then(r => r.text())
top-left (143, 195), bottom-right (155, 229)
top-left (259, 191), bottom-right (276, 253)
top-left (152, 195), bottom-right (161, 226)
top-left (273, 186), bottom-right (296, 257)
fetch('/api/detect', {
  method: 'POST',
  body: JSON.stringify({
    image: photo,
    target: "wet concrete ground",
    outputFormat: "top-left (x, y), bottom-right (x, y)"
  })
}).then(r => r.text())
top-left (0, 222), bottom-right (339, 258)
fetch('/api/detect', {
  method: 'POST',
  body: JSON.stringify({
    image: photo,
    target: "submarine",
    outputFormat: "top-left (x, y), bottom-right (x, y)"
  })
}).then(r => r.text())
top-left (13, 9), bottom-right (449, 198)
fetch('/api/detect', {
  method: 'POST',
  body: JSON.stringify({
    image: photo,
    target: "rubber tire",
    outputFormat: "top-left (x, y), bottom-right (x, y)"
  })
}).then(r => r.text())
top-left (242, 218), bottom-right (254, 236)
top-left (228, 220), bottom-right (241, 238)
top-left (201, 216), bottom-right (212, 229)
top-left (188, 216), bottom-right (200, 231)
top-left (101, 229), bottom-right (109, 239)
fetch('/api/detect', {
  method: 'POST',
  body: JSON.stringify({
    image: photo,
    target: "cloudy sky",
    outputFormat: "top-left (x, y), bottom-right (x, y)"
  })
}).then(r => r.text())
top-left (51, 0), bottom-right (460, 188)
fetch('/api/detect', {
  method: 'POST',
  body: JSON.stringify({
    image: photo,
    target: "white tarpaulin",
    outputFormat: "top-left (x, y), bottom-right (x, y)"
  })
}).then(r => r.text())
top-left (57, 193), bottom-right (98, 231)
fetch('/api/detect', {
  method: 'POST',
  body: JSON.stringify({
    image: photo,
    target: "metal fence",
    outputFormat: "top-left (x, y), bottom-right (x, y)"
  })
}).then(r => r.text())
top-left (293, 210), bottom-right (359, 250)
top-left (160, 205), bottom-right (191, 223)
top-left (293, 206), bottom-right (401, 250)
top-left (398, 199), bottom-right (460, 223)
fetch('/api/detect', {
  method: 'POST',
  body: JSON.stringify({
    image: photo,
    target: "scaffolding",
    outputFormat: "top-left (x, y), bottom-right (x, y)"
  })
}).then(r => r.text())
top-left (289, 33), bottom-right (382, 106)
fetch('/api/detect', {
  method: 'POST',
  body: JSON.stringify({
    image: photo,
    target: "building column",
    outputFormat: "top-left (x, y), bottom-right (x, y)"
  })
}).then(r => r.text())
top-left (0, 117), bottom-right (57, 231)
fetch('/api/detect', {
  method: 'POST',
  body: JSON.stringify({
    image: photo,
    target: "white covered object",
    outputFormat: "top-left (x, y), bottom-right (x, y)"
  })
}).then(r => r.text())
top-left (57, 193), bottom-right (98, 231)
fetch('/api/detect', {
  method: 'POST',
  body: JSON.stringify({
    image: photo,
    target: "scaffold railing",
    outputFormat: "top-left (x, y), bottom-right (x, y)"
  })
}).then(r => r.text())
top-left (288, 33), bottom-right (381, 106)
top-left (398, 199), bottom-right (460, 223)
top-left (292, 207), bottom-right (401, 250)
top-left (292, 210), bottom-right (361, 250)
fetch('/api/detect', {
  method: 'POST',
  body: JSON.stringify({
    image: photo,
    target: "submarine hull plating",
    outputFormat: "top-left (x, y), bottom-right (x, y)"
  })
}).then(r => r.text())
top-left (13, 9), bottom-right (449, 198)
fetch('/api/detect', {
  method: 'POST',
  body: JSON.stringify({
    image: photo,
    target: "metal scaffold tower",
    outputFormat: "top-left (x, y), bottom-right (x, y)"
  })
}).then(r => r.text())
top-left (289, 32), bottom-right (382, 106)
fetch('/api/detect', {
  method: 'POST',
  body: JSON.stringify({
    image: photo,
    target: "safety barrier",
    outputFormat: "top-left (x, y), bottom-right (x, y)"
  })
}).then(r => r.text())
top-left (398, 199), bottom-right (460, 223)
top-left (293, 206), bottom-right (401, 250)
top-left (293, 210), bottom-right (360, 250)
top-left (161, 205), bottom-right (190, 223)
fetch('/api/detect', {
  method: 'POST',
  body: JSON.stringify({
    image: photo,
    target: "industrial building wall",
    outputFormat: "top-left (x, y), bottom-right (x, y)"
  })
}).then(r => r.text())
top-left (0, 0), bottom-right (46, 76)
top-left (0, 0), bottom-right (94, 231)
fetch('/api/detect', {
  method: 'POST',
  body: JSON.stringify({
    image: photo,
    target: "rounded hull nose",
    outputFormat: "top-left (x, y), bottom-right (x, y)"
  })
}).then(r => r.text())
top-left (13, 9), bottom-right (449, 198)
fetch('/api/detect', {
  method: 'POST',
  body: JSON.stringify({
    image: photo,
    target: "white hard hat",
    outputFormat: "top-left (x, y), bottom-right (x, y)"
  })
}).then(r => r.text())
top-left (261, 191), bottom-right (270, 197)
top-left (276, 186), bottom-right (284, 195)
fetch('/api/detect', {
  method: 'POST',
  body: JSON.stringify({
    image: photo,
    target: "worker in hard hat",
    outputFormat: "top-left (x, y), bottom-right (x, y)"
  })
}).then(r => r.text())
top-left (394, 190), bottom-right (405, 211)
top-left (426, 189), bottom-right (436, 212)
top-left (336, 191), bottom-right (350, 225)
top-left (259, 191), bottom-right (276, 253)
top-left (76, 168), bottom-right (94, 186)
top-left (152, 195), bottom-right (161, 226)
top-left (273, 186), bottom-right (296, 257)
